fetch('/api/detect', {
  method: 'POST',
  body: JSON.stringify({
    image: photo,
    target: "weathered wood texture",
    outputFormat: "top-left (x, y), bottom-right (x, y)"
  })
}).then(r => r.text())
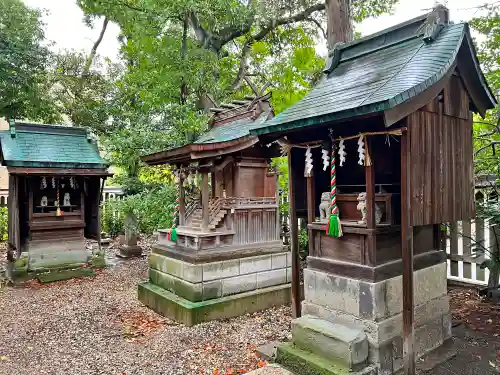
top-left (232, 209), bottom-right (280, 245)
top-left (408, 76), bottom-right (474, 225)
top-left (289, 148), bottom-right (301, 318)
top-left (309, 223), bottom-right (436, 268)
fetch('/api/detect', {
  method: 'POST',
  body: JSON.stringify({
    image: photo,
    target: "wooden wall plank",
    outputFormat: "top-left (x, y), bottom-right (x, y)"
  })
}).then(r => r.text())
top-left (407, 109), bottom-right (474, 226)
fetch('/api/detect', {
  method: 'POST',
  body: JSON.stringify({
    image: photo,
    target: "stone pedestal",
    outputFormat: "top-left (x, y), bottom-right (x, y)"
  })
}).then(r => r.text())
top-left (118, 214), bottom-right (142, 258)
top-left (138, 244), bottom-right (292, 326)
top-left (277, 262), bottom-right (451, 375)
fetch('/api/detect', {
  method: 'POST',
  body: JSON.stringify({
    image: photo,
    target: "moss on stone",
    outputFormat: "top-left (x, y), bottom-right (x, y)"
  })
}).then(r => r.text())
top-left (14, 258), bottom-right (27, 269)
top-left (37, 268), bottom-right (96, 283)
top-left (276, 343), bottom-right (376, 375)
top-left (138, 281), bottom-right (291, 326)
top-left (92, 256), bottom-right (106, 268)
top-left (149, 268), bottom-right (202, 302)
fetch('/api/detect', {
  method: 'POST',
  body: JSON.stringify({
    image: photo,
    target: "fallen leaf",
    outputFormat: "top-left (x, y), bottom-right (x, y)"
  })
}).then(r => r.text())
top-left (0, 356), bottom-right (8, 361)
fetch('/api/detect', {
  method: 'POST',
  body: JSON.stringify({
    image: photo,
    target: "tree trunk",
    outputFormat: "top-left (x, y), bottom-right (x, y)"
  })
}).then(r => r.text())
top-left (325, 0), bottom-right (353, 49)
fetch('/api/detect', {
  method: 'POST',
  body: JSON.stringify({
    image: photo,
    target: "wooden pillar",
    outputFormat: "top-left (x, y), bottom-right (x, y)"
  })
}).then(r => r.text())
top-left (288, 149), bottom-right (301, 318)
top-left (365, 138), bottom-right (376, 266)
top-left (202, 173), bottom-right (209, 230)
top-left (306, 170), bottom-right (315, 258)
top-left (179, 174), bottom-right (186, 226)
top-left (401, 130), bottom-right (415, 375)
top-left (211, 172), bottom-right (216, 198)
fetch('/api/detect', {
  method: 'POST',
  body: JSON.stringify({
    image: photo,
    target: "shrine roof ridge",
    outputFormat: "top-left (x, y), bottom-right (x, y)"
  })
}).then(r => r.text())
top-left (250, 7), bottom-right (497, 137)
top-left (0, 121), bottom-right (109, 169)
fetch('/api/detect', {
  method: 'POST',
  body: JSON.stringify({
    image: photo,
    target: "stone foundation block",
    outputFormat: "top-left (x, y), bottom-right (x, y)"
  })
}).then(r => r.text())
top-left (240, 255), bottom-right (272, 275)
top-left (276, 343), bottom-right (377, 375)
top-left (138, 281), bottom-right (291, 326)
top-left (272, 253), bottom-right (287, 269)
top-left (222, 273), bottom-right (257, 296)
top-left (304, 262), bottom-right (447, 321)
top-left (257, 269), bottom-right (287, 289)
top-left (304, 269), bottom-right (360, 317)
top-left (292, 315), bottom-right (368, 368)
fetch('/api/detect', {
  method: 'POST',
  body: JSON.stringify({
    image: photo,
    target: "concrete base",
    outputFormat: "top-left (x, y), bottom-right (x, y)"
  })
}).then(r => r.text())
top-left (276, 343), bottom-right (377, 375)
top-left (138, 281), bottom-right (291, 326)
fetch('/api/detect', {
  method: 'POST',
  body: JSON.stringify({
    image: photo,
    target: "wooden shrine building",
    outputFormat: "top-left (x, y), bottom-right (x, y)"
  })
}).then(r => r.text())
top-left (247, 6), bottom-right (497, 375)
top-left (0, 121), bottom-right (110, 273)
top-left (139, 94), bottom-right (291, 325)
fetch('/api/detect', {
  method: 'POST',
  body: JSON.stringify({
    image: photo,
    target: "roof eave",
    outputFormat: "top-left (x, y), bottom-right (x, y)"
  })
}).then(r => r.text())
top-left (3, 161), bottom-right (110, 169)
top-left (251, 104), bottom-right (389, 137)
top-left (141, 136), bottom-right (258, 166)
top-left (458, 27), bottom-right (497, 117)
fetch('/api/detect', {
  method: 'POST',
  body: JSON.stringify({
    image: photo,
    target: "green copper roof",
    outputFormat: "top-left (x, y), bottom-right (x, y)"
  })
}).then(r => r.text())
top-left (0, 122), bottom-right (109, 169)
top-left (251, 14), bottom-right (496, 136)
top-left (195, 111), bottom-right (270, 144)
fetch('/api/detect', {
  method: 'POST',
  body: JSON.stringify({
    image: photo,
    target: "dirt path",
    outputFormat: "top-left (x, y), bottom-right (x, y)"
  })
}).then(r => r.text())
top-left (0, 255), bottom-right (290, 375)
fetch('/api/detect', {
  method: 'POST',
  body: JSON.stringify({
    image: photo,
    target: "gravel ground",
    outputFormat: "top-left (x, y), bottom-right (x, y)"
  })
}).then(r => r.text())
top-left (0, 239), bottom-right (292, 375)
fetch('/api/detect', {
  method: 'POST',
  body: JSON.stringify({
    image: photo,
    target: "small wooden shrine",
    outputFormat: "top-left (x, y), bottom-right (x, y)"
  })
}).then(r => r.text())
top-left (139, 94), bottom-right (291, 325)
top-left (0, 121), bottom-right (110, 273)
top-left (248, 6), bottom-right (497, 375)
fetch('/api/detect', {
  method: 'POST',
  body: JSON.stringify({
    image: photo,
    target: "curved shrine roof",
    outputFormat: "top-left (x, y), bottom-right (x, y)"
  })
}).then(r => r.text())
top-left (251, 9), bottom-right (496, 137)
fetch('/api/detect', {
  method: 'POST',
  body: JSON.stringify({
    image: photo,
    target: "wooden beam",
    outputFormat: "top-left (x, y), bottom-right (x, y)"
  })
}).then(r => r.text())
top-left (401, 129), bottom-right (415, 375)
top-left (179, 175), bottom-right (186, 226)
top-left (288, 148), bottom-right (301, 318)
top-left (7, 167), bottom-right (112, 176)
top-left (202, 173), bottom-right (209, 230)
top-left (365, 138), bottom-right (377, 266)
top-left (211, 172), bottom-right (216, 197)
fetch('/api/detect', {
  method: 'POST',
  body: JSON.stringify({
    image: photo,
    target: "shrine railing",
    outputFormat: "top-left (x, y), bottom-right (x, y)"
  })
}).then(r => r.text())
top-left (223, 197), bottom-right (277, 208)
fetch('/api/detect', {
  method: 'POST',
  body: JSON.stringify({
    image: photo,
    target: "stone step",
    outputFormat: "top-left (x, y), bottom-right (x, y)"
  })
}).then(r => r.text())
top-left (291, 315), bottom-right (368, 369)
top-left (276, 343), bottom-right (376, 375)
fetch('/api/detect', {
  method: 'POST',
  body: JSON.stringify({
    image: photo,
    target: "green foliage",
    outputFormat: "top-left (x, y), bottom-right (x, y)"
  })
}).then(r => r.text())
top-left (101, 199), bottom-right (124, 237)
top-left (0, 0), bottom-right (53, 120)
top-left (470, 6), bottom-right (500, 289)
top-left (0, 207), bottom-right (7, 242)
top-left (272, 157), bottom-right (289, 215)
top-left (299, 228), bottom-right (309, 260)
top-left (47, 51), bottom-right (123, 133)
top-left (102, 184), bottom-right (177, 236)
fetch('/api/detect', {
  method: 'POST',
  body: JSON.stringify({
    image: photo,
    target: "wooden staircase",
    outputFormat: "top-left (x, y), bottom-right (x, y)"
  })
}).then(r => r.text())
top-left (186, 198), bottom-right (227, 231)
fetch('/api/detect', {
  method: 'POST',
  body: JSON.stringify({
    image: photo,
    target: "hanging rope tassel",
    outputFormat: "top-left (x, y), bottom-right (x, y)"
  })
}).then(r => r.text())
top-left (170, 190), bottom-right (180, 242)
top-left (326, 146), bottom-right (342, 237)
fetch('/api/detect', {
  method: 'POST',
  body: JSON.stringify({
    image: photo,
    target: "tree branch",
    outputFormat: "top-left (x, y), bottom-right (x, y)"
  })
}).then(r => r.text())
top-left (229, 43), bottom-right (251, 92)
top-left (306, 17), bottom-right (327, 40)
top-left (475, 141), bottom-right (500, 157)
top-left (250, 3), bottom-right (326, 43)
top-left (83, 17), bottom-right (109, 77)
top-left (217, 2), bottom-right (325, 51)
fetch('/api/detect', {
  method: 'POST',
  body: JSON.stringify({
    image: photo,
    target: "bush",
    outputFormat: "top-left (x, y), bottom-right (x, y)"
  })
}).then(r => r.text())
top-left (298, 228), bottom-right (309, 260)
top-left (101, 184), bottom-right (177, 236)
top-left (101, 199), bottom-right (124, 237)
top-left (0, 207), bottom-right (7, 242)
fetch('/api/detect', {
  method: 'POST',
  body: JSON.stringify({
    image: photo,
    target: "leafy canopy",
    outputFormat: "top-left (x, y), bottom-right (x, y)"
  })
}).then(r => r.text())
top-left (0, 0), bottom-right (52, 120)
